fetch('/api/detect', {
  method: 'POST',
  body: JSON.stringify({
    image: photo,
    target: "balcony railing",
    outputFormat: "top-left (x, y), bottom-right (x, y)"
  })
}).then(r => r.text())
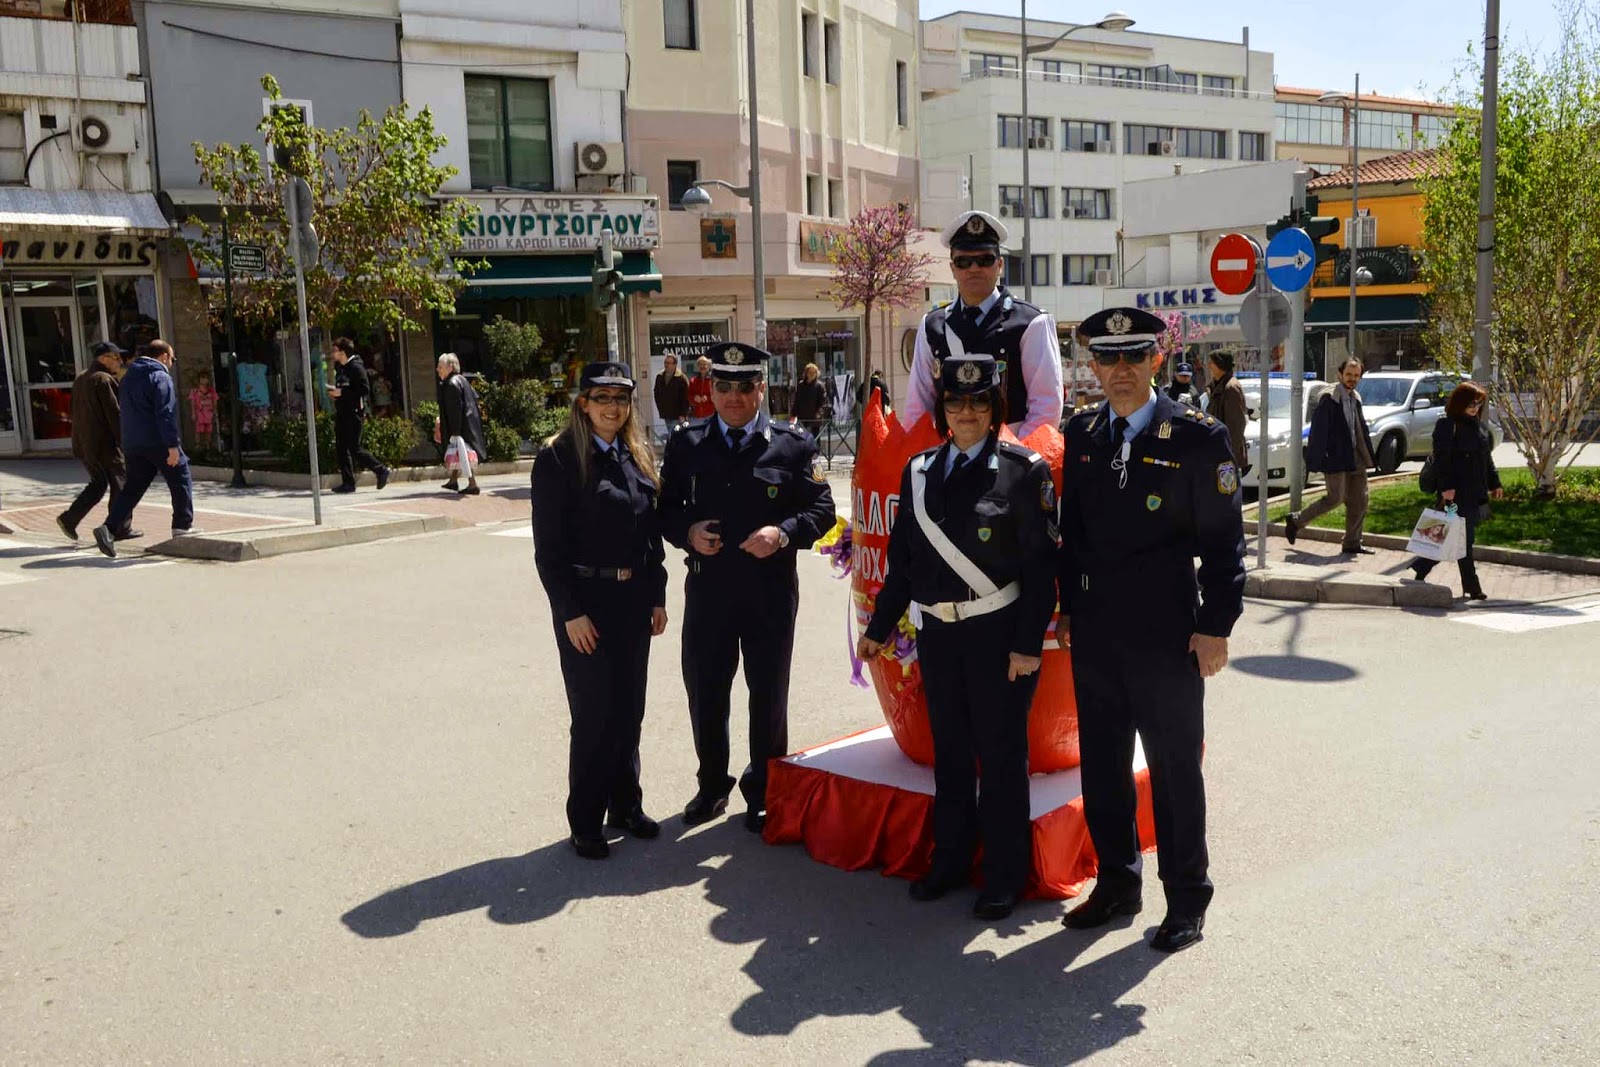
top-left (0, 0), bottom-right (134, 25)
top-left (964, 67), bottom-right (1273, 102)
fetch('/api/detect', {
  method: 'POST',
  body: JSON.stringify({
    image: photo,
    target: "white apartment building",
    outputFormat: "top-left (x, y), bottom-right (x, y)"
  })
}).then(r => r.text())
top-left (919, 12), bottom-right (1275, 332)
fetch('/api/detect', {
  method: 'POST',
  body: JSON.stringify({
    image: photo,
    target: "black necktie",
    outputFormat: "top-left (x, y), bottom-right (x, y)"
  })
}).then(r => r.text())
top-left (727, 428), bottom-right (745, 449)
top-left (1111, 417), bottom-right (1130, 451)
top-left (949, 452), bottom-right (968, 477)
top-left (965, 304), bottom-right (982, 324)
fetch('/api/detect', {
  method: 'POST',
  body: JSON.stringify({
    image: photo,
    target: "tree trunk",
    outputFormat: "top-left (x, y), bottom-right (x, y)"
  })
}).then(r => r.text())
top-left (862, 299), bottom-right (875, 386)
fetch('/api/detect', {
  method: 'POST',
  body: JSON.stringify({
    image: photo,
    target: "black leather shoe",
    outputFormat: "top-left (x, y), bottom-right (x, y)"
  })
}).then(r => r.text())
top-left (1284, 514), bottom-right (1299, 545)
top-left (1063, 887), bottom-right (1142, 929)
top-left (442, 481), bottom-right (459, 491)
top-left (605, 811), bottom-right (661, 839)
top-left (458, 484), bottom-right (481, 496)
top-left (1342, 545), bottom-right (1375, 555)
top-left (332, 484), bottom-right (357, 494)
top-left (908, 867), bottom-right (967, 902)
top-left (92, 524), bottom-right (116, 559)
top-left (56, 513), bottom-right (78, 541)
top-left (682, 791), bottom-right (729, 826)
top-left (743, 810), bottom-right (766, 833)
top-left (570, 834), bottom-right (610, 860)
top-left (973, 890), bottom-right (1020, 921)
top-left (375, 467), bottom-right (390, 490)
top-left (1150, 913), bottom-right (1205, 953)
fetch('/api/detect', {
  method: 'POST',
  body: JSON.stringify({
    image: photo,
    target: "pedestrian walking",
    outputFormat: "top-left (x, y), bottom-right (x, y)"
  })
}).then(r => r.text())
top-left (92, 340), bottom-right (199, 557)
top-left (1165, 362), bottom-right (1201, 407)
top-left (58, 341), bottom-right (140, 543)
top-left (858, 369), bottom-right (892, 415)
top-left (434, 353), bottom-right (488, 495)
top-left (658, 341), bottom-right (836, 832)
top-left (1204, 351), bottom-right (1249, 471)
top-left (327, 337), bottom-right (390, 494)
top-left (1057, 307), bottom-right (1245, 954)
top-left (532, 362), bottom-right (669, 860)
top-left (857, 354), bottom-right (1058, 921)
top-left (687, 355), bottom-right (715, 421)
top-left (653, 353), bottom-right (691, 429)
top-left (1285, 359), bottom-right (1376, 554)
top-left (791, 362), bottom-right (828, 439)
top-left (1409, 381), bottom-right (1502, 600)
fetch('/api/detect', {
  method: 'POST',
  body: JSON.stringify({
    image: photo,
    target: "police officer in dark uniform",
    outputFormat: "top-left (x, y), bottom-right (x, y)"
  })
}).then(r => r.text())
top-left (532, 362), bottom-right (669, 860)
top-left (1057, 307), bottom-right (1246, 952)
top-left (1165, 362), bottom-right (1201, 407)
top-left (658, 342), bottom-right (836, 832)
top-left (326, 337), bottom-right (390, 493)
top-left (858, 354), bottom-right (1059, 921)
top-left (905, 210), bottom-right (1063, 438)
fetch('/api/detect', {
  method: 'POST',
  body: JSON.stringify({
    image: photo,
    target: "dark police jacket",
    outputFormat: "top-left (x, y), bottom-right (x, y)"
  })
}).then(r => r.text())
top-left (658, 413), bottom-right (836, 584)
top-left (531, 431), bottom-right (667, 622)
top-left (866, 437), bottom-right (1059, 657)
top-left (333, 355), bottom-right (370, 421)
top-left (1059, 393), bottom-right (1246, 640)
top-left (921, 287), bottom-right (1046, 423)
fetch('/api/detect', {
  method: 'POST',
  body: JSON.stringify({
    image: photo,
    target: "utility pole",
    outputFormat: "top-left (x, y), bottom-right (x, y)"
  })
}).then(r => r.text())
top-left (1019, 0), bottom-right (1033, 303)
top-left (221, 210), bottom-right (246, 489)
top-left (1472, 0), bottom-right (1500, 383)
top-left (285, 176), bottom-right (322, 525)
top-left (1287, 170), bottom-right (1309, 512)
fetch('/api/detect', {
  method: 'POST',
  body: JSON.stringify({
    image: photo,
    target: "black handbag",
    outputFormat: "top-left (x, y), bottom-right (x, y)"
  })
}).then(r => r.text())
top-left (1418, 454), bottom-right (1439, 494)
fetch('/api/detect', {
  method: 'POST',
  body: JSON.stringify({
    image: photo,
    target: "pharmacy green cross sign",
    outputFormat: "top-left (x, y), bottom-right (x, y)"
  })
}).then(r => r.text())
top-left (700, 217), bottom-right (736, 259)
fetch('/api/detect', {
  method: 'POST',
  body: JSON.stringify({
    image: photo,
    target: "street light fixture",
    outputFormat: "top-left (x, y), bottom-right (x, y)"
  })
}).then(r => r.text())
top-left (1018, 9), bottom-right (1135, 303)
top-left (1320, 78), bottom-right (1365, 365)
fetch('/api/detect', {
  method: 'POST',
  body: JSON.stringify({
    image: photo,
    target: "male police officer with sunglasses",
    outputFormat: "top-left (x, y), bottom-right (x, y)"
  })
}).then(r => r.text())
top-left (1056, 307), bottom-right (1245, 954)
top-left (659, 342), bottom-right (837, 833)
top-left (904, 210), bottom-right (1063, 438)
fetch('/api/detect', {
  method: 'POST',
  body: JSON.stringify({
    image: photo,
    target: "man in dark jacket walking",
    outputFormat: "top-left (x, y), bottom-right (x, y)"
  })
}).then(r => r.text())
top-left (93, 340), bottom-right (197, 557)
top-left (327, 337), bottom-right (390, 494)
top-left (58, 342), bottom-right (140, 542)
top-left (1285, 359), bottom-right (1375, 554)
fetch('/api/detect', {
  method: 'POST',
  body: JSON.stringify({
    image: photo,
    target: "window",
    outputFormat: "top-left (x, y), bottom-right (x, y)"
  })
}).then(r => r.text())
top-left (1415, 114), bottom-right (1454, 147)
top-left (1062, 188), bottom-right (1113, 219)
top-left (1062, 119), bottom-right (1113, 153)
top-left (1088, 64), bottom-right (1142, 87)
top-left (1358, 109), bottom-right (1410, 150)
top-left (970, 53), bottom-right (1019, 78)
top-left (802, 12), bottom-right (819, 78)
top-left (1150, 68), bottom-right (1197, 93)
top-left (465, 75), bottom-right (553, 190)
top-left (1202, 75), bottom-right (1236, 96)
top-left (997, 115), bottom-right (1024, 148)
top-left (1240, 131), bottom-right (1268, 161)
top-left (1026, 116), bottom-right (1050, 147)
top-left (1031, 255), bottom-right (1051, 287)
top-left (667, 160), bottom-right (699, 210)
top-left (665, 0), bottom-right (698, 50)
top-left (1175, 128), bottom-right (1228, 159)
top-left (1275, 102), bottom-right (1344, 146)
top-left (824, 20), bottom-right (840, 85)
top-left (1003, 255), bottom-right (1025, 287)
top-left (1033, 59), bottom-right (1081, 82)
top-left (998, 184), bottom-right (1025, 216)
top-left (806, 174), bottom-right (823, 216)
top-left (0, 112), bottom-right (26, 184)
top-left (896, 61), bottom-right (909, 127)
top-left (1062, 254), bottom-right (1114, 285)
top-left (1125, 124), bottom-right (1173, 155)
top-left (1028, 186), bottom-right (1050, 219)
top-left (827, 178), bottom-right (843, 219)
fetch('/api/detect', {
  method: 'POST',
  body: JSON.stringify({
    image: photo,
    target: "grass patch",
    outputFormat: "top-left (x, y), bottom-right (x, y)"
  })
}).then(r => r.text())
top-left (1272, 468), bottom-right (1600, 558)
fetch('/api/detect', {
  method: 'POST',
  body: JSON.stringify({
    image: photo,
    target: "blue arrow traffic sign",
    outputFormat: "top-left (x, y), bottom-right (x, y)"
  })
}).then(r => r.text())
top-left (1265, 227), bottom-right (1316, 292)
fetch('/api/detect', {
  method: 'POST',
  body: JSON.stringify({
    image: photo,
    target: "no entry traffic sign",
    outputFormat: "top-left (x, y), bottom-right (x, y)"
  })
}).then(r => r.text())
top-left (1210, 233), bottom-right (1260, 296)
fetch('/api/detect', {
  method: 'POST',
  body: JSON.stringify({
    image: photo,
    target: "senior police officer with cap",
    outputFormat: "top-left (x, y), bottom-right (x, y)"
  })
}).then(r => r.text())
top-left (858, 354), bottom-right (1058, 921)
top-left (1165, 362), bottom-right (1201, 407)
top-left (904, 210), bottom-right (1063, 438)
top-left (659, 341), bottom-right (836, 832)
top-left (1057, 306), bottom-right (1245, 953)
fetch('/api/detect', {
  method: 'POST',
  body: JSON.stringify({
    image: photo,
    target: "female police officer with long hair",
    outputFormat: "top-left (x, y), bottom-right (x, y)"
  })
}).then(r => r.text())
top-left (532, 362), bottom-right (668, 860)
top-left (857, 355), bottom-right (1058, 920)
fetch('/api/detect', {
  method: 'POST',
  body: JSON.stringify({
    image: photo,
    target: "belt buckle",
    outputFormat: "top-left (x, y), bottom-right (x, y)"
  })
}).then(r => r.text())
top-left (936, 602), bottom-right (959, 623)
top-left (616, 568), bottom-right (632, 581)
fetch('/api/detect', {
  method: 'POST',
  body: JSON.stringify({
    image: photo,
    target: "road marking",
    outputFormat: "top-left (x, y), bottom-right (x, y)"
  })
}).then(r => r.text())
top-left (489, 526), bottom-right (532, 538)
top-left (1452, 598), bottom-right (1600, 633)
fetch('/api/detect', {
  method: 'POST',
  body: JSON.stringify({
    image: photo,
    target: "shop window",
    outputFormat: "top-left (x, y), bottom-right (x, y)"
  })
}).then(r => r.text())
top-left (465, 75), bottom-right (553, 191)
top-left (667, 160), bottom-right (699, 210)
top-left (664, 0), bottom-right (698, 50)
top-left (0, 112), bottom-right (25, 184)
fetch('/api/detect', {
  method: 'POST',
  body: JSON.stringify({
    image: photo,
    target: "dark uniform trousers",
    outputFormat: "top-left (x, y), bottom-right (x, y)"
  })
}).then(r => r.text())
top-left (335, 413), bottom-right (384, 487)
top-left (62, 456), bottom-right (129, 534)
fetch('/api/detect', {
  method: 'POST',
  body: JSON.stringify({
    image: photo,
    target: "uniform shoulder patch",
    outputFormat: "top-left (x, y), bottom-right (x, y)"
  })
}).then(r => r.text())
top-left (1217, 461), bottom-right (1239, 495)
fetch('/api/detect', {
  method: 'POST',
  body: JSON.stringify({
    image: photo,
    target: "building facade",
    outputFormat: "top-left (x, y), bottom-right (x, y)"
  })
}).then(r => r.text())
top-left (0, 1), bottom-right (169, 457)
top-left (1274, 85), bottom-right (1455, 171)
top-left (918, 12), bottom-right (1275, 336)
top-left (622, 0), bottom-right (921, 420)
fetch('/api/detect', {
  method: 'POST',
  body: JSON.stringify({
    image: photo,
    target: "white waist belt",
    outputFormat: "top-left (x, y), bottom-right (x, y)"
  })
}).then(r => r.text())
top-left (916, 581), bottom-right (1020, 624)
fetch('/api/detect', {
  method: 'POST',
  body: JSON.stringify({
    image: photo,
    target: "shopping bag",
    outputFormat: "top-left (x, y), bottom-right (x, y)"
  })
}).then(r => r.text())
top-left (444, 435), bottom-right (478, 479)
top-left (1406, 507), bottom-right (1466, 562)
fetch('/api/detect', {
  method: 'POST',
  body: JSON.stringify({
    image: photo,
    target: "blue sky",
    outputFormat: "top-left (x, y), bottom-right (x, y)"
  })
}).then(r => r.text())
top-left (920, 1), bottom-right (1566, 102)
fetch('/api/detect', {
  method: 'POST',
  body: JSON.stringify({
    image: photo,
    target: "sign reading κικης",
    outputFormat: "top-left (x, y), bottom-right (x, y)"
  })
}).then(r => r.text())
top-left (454, 194), bottom-right (660, 253)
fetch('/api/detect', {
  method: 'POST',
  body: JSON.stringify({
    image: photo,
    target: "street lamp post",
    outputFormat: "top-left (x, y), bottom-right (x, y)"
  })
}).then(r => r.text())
top-left (1018, 9), bottom-right (1135, 304)
top-left (1473, 0), bottom-right (1500, 384)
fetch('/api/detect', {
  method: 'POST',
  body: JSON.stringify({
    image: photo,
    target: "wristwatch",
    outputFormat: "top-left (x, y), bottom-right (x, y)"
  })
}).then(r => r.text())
top-left (777, 528), bottom-right (790, 549)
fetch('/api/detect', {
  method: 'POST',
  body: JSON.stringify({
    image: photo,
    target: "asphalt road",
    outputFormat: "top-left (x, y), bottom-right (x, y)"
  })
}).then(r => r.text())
top-left (2, 521), bottom-right (1597, 1064)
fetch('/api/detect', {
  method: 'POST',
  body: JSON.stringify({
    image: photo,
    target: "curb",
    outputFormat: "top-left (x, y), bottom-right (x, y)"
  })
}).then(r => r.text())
top-left (1244, 568), bottom-right (1454, 609)
top-left (190, 460), bottom-right (535, 491)
top-left (1268, 521), bottom-right (1600, 577)
top-left (148, 514), bottom-right (469, 562)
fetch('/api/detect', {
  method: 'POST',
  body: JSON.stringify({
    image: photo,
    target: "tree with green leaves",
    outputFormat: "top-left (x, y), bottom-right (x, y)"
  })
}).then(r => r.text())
top-left (1419, 5), bottom-right (1600, 495)
top-left (822, 204), bottom-right (935, 382)
top-left (189, 75), bottom-right (480, 341)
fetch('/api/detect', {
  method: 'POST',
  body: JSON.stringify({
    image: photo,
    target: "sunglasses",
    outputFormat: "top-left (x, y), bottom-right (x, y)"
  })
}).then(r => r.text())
top-left (951, 254), bottom-right (998, 270)
top-left (1092, 351), bottom-right (1153, 367)
top-left (713, 380), bottom-right (757, 395)
top-left (942, 394), bottom-right (993, 411)
top-left (584, 392), bottom-right (632, 408)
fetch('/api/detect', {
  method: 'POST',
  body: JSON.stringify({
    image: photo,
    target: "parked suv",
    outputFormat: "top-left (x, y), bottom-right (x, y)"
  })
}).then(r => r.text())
top-left (1358, 371), bottom-right (1504, 472)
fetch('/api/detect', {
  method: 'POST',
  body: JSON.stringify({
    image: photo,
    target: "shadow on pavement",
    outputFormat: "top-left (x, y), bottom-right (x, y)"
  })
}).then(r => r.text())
top-left (0, 545), bottom-right (77, 559)
top-left (1229, 654), bottom-right (1358, 683)
top-left (342, 821), bottom-right (1168, 1064)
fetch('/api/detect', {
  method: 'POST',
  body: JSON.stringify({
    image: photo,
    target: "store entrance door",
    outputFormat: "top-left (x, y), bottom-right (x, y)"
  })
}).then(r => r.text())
top-left (14, 296), bottom-right (85, 450)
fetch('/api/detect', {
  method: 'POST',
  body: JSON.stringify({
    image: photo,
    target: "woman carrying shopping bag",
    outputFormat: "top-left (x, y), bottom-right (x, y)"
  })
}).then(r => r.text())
top-left (531, 362), bottom-right (669, 860)
top-left (434, 353), bottom-right (488, 495)
top-left (1409, 381), bottom-right (1502, 600)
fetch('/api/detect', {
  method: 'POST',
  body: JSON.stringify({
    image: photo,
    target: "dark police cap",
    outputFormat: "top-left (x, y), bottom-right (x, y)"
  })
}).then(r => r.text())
top-left (705, 341), bottom-right (767, 381)
top-left (1175, 362), bottom-right (1194, 375)
top-left (1079, 307), bottom-right (1167, 354)
top-left (939, 354), bottom-right (999, 395)
top-left (942, 209), bottom-right (1009, 252)
top-left (579, 361), bottom-right (635, 391)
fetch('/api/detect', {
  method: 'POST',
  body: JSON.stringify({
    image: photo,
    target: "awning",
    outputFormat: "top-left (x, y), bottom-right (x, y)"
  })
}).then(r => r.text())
top-left (0, 189), bottom-right (172, 236)
top-left (1306, 294), bottom-right (1423, 329)
top-left (459, 252), bottom-right (662, 301)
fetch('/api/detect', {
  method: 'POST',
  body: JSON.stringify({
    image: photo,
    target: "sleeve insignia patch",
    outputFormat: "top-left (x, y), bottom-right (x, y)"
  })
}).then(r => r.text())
top-left (1040, 480), bottom-right (1056, 512)
top-left (1217, 462), bottom-right (1239, 495)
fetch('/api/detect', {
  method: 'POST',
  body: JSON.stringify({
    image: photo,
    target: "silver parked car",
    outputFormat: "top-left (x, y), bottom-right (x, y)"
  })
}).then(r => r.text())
top-left (1357, 371), bottom-right (1504, 473)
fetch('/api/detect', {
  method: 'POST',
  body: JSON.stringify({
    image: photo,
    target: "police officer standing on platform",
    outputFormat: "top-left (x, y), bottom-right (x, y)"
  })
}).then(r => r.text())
top-left (532, 362), bottom-right (669, 860)
top-left (659, 342), bottom-right (836, 832)
top-left (858, 354), bottom-right (1058, 921)
top-left (904, 210), bottom-right (1063, 438)
top-left (1057, 307), bottom-right (1245, 953)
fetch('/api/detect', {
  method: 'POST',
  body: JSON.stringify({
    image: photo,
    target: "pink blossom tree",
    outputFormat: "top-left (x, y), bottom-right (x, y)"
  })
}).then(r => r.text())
top-left (822, 204), bottom-right (936, 382)
top-left (1155, 310), bottom-right (1212, 361)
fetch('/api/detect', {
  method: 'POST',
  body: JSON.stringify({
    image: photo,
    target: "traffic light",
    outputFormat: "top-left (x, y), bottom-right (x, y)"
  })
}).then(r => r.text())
top-left (591, 242), bottom-right (622, 310)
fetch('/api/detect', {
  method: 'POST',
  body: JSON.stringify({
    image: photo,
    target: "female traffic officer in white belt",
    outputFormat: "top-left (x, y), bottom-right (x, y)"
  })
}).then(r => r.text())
top-left (531, 361), bottom-right (669, 861)
top-left (857, 354), bottom-right (1059, 921)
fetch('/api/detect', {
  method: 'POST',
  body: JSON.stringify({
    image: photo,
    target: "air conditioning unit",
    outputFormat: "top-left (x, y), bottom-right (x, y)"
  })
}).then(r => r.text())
top-left (998, 204), bottom-right (1015, 217)
top-left (74, 114), bottom-right (136, 155)
top-left (1028, 136), bottom-right (1052, 149)
top-left (1062, 206), bottom-right (1075, 218)
top-left (1095, 140), bottom-right (1114, 153)
top-left (575, 141), bottom-right (624, 176)
top-left (1158, 140), bottom-right (1176, 156)
top-left (1092, 268), bottom-right (1115, 286)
